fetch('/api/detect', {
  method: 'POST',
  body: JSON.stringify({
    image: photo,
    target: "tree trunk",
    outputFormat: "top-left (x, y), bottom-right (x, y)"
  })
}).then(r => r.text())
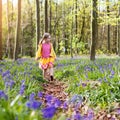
top-left (79, 8), bottom-right (85, 42)
top-left (6, 0), bottom-right (10, 58)
top-left (49, 0), bottom-right (52, 34)
top-left (53, 0), bottom-right (58, 53)
top-left (70, 6), bottom-right (74, 58)
top-left (0, 0), bottom-right (2, 60)
top-left (14, 0), bottom-right (21, 60)
top-left (40, 1), bottom-right (43, 35)
top-left (6, 0), bottom-right (13, 59)
top-left (113, 26), bottom-right (117, 53)
top-left (45, 0), bottom-right (48, 32)
top-left (117, 1), bottom-right (120, 56)
top-left (36, 0), bottom-right (40, 51)
top-left (75, 0), bottom-right (78, 35)
top-left (106, 0), bottom-right (110, 52)
top-left (90, 0), bottom-right (98, 61)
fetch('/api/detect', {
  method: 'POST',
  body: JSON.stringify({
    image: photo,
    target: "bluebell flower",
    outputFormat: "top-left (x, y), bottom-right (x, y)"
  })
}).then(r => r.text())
top-left (37, 91), bottom-right (43, 98)
top-left (75, 101), bottom-right (82, 111)
top-left (87, 109), bottom-right (94, 120)
top-left (108, 64), bottom-right (113, 69)
top-left (42, 106), bottom-right (56, 119)
top-left (111, 70), bottom-right (115, 76)
top-left (19, 80), bottom-right (26, 95)
top-left (82, 114), bottom-right (88, 120)
top-left (0, 90), bottom-right (8, 100)
top-left (82, 83), bottom-right (87, 87)
top-left (2, 70), bottom-right (10, 78)
top-left (45, 95), bottom-right (53, 102)
top-left (29, 93), bottom-right (35, 101)
top-left (5, 80), bottom-right (15, 89)
top-left (71, 94), bottom-right (78, 103)
top-left (0, 68), bottom-right (2, 74)
top-left (46, 100), bottom-right (53, 107)
top-left (66, 118), bottom-right (71, 120)
top-left (63, 102), bottom-right (68, 110)
top-left (116, 108), bottom-right (120, 115)
top-left (19, 84), bottom-right (26, 95)
top-left (54, 99), bottom-right (61, 108)
top-left (70, 94), bottom-right (82, 104)
top-left (74, 112), bottom-right (82, 120)
top-left (26, 100), bottom-right (42, 110)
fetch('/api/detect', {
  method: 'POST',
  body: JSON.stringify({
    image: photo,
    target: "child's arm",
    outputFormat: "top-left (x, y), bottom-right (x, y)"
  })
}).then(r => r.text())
top-left (35, 44), bottom-right (42, 60)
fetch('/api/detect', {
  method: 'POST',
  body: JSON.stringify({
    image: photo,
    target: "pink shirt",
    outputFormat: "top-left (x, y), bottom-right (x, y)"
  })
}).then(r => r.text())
top-left (41, 43), bottom-right (51, 58)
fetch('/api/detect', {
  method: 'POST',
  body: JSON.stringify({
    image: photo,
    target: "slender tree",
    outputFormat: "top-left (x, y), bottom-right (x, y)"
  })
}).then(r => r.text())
top-left (90, 0), bottom-right (98, 61)
top-left (14, 0), bottom-right (21, 60)
top-left (49, 0), bottom-right (52, 34)
top-left (70, 6), bottom-right (74, 58)
top-left (75, 0), bottom-right (78, 35)
top-left (45, 0), bottom-right (48, 32)
top-left (36, 0), bottom-right (40, 51)
top-left (106, 0), bottom-right (110, 52)
top-left (117, 0), bottom-right (120, 56)
top-left (6, 0), bottom-right (13, 58)
top-left (6, 0), bottom-right (10, 58)
top-left (79, 2), bottom-right (86, 42)
top-left (0, 0), bottom-right (2, 60)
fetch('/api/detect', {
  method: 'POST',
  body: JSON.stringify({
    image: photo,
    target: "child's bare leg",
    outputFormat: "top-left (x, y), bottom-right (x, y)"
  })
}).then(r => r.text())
top-left (49, 67), bottom-right (54, 81)
top-left (43, 69), bottom-right (50, 81)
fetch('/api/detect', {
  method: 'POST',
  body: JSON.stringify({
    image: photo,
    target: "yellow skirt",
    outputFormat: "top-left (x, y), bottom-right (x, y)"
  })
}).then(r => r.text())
top-left (39, 57), bottom-right (55, 70)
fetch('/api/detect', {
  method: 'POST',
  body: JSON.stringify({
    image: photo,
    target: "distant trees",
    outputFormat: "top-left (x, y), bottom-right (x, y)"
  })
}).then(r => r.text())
top-left (1, 0), bottom-right (120, 60)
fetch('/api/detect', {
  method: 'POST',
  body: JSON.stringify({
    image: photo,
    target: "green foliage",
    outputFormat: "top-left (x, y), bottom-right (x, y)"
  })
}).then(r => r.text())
top-left (55, 57), bottom-right (120, 109)
top-left (0, 59), bottom-right (44, 119)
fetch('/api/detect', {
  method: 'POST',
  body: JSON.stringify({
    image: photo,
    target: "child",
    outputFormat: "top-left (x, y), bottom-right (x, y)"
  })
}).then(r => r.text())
top-left (35, 33), bottom-right (56, 81)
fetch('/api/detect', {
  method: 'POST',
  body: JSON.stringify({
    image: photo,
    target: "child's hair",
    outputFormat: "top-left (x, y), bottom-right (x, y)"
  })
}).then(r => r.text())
top-left (39, 33), bottom-right (50, 44)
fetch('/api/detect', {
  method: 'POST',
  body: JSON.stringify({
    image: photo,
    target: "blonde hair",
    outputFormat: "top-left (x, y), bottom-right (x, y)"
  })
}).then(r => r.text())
top-left (39, 33), bottom-right (50, 45)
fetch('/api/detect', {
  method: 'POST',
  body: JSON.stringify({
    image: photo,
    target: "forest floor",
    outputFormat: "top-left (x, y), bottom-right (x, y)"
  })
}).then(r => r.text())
top-left (38, 79), bottom-right (120, 120)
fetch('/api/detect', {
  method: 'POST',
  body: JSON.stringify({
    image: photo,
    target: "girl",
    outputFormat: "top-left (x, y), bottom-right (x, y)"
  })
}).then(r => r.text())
top-left (35, 33), bottom-right (56, 81)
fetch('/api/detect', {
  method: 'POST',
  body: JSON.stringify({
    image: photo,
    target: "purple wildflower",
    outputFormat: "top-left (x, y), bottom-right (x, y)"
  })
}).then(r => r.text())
top-left (37, 91), bottom-right (43, 98)
top-left (82, 83), bottom-right (87, 87)
top-left (0, 90), bottom-right (8, 100)
top-left (74, 112), bottom-right (82, 120)
top-left (71, 94), bottom-right (78, 103)
top-left (66, 118), bottom-right (71, 120)
top-left (42, 106), bottom-right (56, 119)
top-left (0, 68), bottom-right (2, 74)
top-left (5, 80), bottom-right (15, 89)
top-left (2, 70), bottom-right (10, 78)
top-left (87, 109), bottom-right (94, 120)
top-left (26, 100), bottom-right (42, 110)
top-left (19, 84), bottom-right (26, 95)
top-left (19, 80), bottom-right (26, 95)
top-left (45, 95), bottom-right (53, 102)
top-left (63, 101), bottom-right (68, 110)
top-left (116, 108), bottom-right (120, 115)
top-left (70, 94), bottom-right (82, 104)
top-left (54, 99), bottom-right (61, 108)
top-left (29, 93), bottom-right (35, 101)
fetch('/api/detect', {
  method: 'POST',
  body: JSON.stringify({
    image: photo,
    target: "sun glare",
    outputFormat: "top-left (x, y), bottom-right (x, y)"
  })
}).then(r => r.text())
top-left (2, 0), bottom-right (17, 6)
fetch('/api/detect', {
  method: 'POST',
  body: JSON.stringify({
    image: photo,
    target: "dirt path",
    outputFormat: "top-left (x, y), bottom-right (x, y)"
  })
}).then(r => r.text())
top-left (42, 79), bottom-right (68, 102)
